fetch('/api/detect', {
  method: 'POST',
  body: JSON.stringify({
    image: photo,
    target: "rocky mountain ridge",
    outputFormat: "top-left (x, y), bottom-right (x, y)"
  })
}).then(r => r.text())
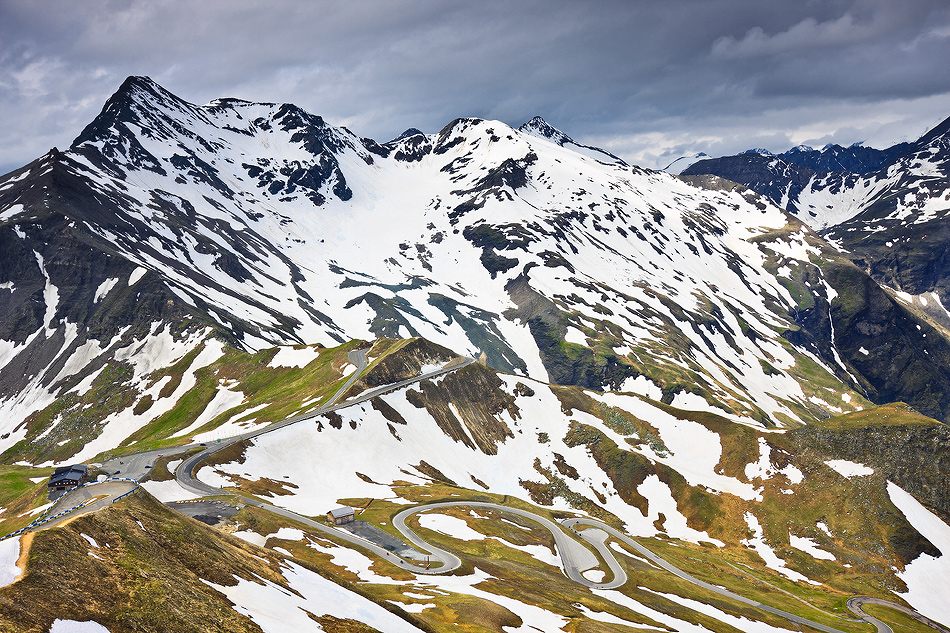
top-left (682, 117), bottom-right (950, 337)
top-left (0, 76), bottom-right (949, 631)
top-left (2, 77), bottom-right (950, 466)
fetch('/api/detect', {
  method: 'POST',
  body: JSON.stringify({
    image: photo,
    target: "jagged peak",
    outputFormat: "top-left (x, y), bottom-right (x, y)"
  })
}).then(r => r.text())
top-left (387, 128), bottom-right (426, 144)
top-left (740, 148), bottom-right (774, 156)
top-left (71, 76), bottom-right (196, 147)
top-left (785, 144), bottom-right (815, 154)
top-left (518, 116), bottom-right (572, 145)
top-left (108, 76), bottom-right (193, 114)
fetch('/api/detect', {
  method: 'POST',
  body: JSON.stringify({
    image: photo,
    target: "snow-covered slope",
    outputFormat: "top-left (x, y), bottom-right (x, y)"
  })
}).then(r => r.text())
top-left (681, 116), bottom-right (950, 353)
top-left (681, 132), bottom-right (935, 230)
top-left (2, 76), bottom-right (950, 464)
top-left (191, 361), bottom-right (950, 623)
top-left (518, 115), bottom-right (627, 165)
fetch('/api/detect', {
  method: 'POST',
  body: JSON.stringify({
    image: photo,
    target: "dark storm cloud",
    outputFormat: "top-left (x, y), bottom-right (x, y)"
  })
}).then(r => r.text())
top-left (1, 0), bottom-right (948, 174)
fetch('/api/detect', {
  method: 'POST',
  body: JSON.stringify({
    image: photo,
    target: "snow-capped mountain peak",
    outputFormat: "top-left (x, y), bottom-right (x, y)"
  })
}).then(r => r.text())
top-left (518, 115), bottom-right (626, 165)
top-left (3, 76), bottom-right (950, 466)
top-left (739, 148), bottom-right (774, 156)
top-left (518, 115), bottom-right (572, 145)
top-left (663, 151), bottom-right (709, 174)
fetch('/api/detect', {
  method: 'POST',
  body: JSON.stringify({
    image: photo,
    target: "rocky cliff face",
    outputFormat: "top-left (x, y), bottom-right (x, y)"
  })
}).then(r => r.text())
top-left (789, 405), bottom-right (950, 524)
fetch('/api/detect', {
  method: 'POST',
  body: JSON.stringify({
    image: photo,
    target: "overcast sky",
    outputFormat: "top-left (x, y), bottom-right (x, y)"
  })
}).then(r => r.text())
top-left (1, 0), bottom-right (948, 174)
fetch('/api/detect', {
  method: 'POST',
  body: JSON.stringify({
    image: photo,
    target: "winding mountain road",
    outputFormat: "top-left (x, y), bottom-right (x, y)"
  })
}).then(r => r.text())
top-left (393, 503), bottom-right (874, 633)
top-left (16, 347), bottom-right (944, 633)
top-left (167, 348), bottom-right (943, 633)
top-left (847, 597), bottom-right (950, 633)
top-left (13, 349), bottom-right (467, 542)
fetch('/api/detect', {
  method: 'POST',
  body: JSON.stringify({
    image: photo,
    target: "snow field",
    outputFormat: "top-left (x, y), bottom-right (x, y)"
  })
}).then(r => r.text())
top-left (637, 476), bottom-right (723, 545)
top-left (69, 333), bottom-right (225, 464)
top-left (0, 537), bottom-right (22, 588)
top-left (203, 561), bottom-right (427, 633)
top-left (788, 534), bottom-right (835, 561)
top-left (171, 382), bottom-right (246, 438)
top-left (267, 345), bottom-right (321, 369)
top-left (594, 585), bottom-right (793, 633)
top-left (650, 590), bottom-right (801, 633)
top-left (741, 513), bottom-right (818, 585)
top-left (887, 481), bottom-right (950, 624)
top-left (139, 480), bottom-right (201, 503)
top-left (44, 95), bottom-right (869, 432)
top-left (598, 392), bottom-right (759, 501)
top-left (418, 514), bottom-right (483, 541)
top-left (200, 373), bottom-right (777, 553)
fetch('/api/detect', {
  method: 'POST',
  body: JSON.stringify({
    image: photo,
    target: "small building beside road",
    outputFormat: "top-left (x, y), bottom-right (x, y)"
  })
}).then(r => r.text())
top-left (48, 465), bottom-right (89, 490)
top-left (328, 506), bottom-right (355, 525)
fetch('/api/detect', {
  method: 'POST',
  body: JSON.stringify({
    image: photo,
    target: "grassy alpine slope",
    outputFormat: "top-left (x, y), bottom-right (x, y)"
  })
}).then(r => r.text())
top-left (191, 339), bottom-right (950, 632)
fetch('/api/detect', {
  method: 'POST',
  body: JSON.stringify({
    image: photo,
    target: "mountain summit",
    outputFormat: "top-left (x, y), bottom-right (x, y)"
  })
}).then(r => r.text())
top-left (518, 115), bottom-right (626, 164)
top-left (1, 76), bottom-right (950, 632)
top-left (1, 77), bottom-right (950, 467)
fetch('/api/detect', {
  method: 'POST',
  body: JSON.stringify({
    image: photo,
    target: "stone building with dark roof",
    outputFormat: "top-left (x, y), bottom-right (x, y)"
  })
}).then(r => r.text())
top-left (327, 506), bottom-right (355, 525)
top-left (48, 465), bottom-right (89, 490)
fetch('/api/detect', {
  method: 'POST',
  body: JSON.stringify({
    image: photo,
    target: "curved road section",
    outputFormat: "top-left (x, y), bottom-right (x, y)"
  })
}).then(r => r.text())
top-left (848, 597), bottom-right (950, 633)
top-left (13, 347), bottom-right (944, 633)
top-left (15, 342), bottom-right (944, 633)
top-left (169, 347), bottom-right (945, 633)
top-left (177, 350), bottom-right (474, 497)
top-left (393, 501), bottom-right (622, 588)
top-left (393, 504), bottom-right (910, 633)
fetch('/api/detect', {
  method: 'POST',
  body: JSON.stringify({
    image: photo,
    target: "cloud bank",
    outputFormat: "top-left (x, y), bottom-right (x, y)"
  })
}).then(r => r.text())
top-left (1, 0), bottom-right (948, 173)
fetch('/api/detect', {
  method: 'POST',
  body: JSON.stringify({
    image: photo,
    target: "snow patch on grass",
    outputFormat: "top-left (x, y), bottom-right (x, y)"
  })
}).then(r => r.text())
top-left (172, 383), bottom-right (246, 438)
top-left (418, 513), bottom-right (484, 541)
top-left (652, 589), bottom-right (798, 632)
top-left (600, 392), bottom-right (758, 500)
top-left (788, 534), bottom-right (835, 561)
top-left (564, 327), bottom-right (587, 346)
top-left (582, 569), bottom-right (605, 582)
top-left (80, 533), bottom-right (99, 548)
top-left (139, 480), bottom-right (201, 503)
top-left (205, 560), bottom-right (427, 633)
top-left (825, 460), bottom-right (874, 478)
top-left (742, 513), bottom-right (816, 584)
top-left (387, 600), bottom-right (434, 613)
top-left (267, 345), bottom-right (321, 369)
top-left (638, 475), bottom-right (723, 546)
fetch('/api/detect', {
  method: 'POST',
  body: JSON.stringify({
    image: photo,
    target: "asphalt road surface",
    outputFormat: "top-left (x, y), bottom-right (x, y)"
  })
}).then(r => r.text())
top-left (167, 349), bottom-right (945, 632)
top-left (848, 596), bottom-right (950, 633)
top-left (393, 501), bottom-right (618, 587)
top-left (101, 445), bottom-right (193, 481)
top-left (27, 480), bottom-right (139, 532)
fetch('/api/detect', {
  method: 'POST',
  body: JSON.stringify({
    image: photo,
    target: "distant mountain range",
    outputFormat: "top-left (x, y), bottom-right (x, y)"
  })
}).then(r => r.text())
top-left (682, 116), bottom-right (950, 345)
